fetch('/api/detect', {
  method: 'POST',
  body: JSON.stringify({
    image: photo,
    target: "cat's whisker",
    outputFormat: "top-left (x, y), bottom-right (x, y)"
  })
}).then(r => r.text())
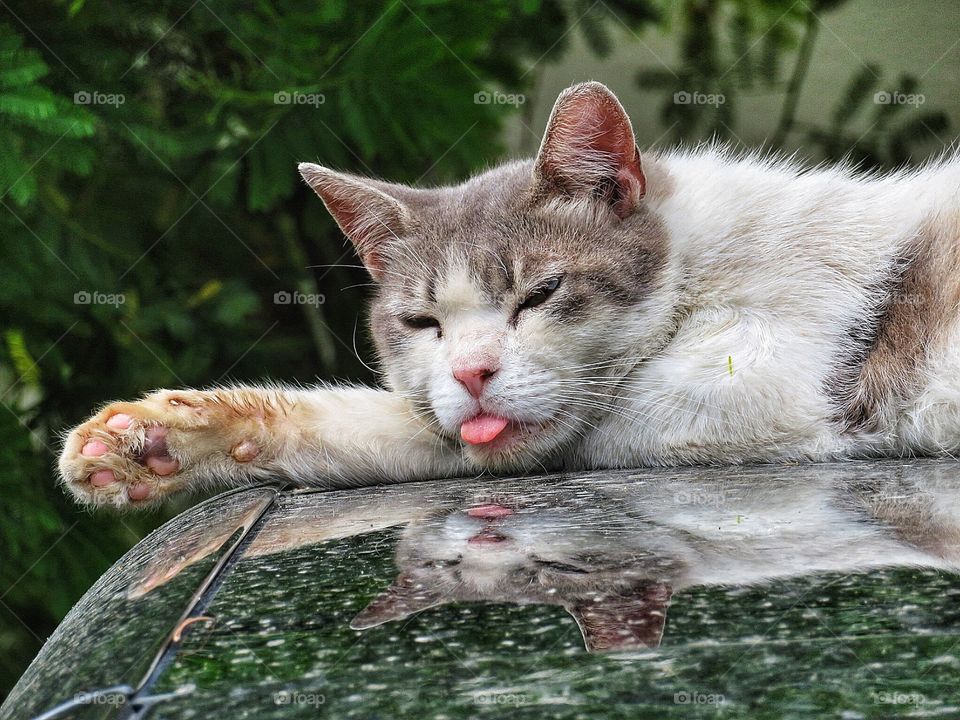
top-left (552, 391), bottom-right (694, 428)
top-left (305, 263), bottom-right (410, 282)
top-left (339, 282), bottom-right (379, 292)
top-left (553, 408), bottom-right (600, 439)
top-left (351, 320), bottom-right (384, 379)
top-left (555, 386), bottom-right (762, 427)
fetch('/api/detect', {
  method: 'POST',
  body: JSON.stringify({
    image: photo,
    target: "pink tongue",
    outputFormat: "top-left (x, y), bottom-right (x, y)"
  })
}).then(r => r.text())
top-left (467, 503), bottom-right (514, 519)
top-left (461, 414), bottom-right (510, 445)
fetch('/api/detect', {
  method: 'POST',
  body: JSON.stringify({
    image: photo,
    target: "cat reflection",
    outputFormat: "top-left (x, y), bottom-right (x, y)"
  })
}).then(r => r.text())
top-left (351, 494), bottom-right (679, 651)
top-left (131, 463), bottom-right (960, 653)
top-left (348, 468), bottom-right (960, 652)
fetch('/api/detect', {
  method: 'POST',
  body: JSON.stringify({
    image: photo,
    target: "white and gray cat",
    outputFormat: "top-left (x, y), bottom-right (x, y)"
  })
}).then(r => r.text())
top-left (59, 81), bottom-right (960, 508)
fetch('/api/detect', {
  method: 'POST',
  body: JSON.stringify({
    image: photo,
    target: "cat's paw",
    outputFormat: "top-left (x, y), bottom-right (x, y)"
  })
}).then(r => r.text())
top-left (59, 390), bottom-right (266, 509)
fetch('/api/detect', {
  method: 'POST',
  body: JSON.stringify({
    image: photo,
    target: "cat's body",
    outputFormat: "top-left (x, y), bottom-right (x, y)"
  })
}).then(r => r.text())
top-left (59, 82), bottom-right (960, 508)
top-left (579, 147), bottom-right (960, 466)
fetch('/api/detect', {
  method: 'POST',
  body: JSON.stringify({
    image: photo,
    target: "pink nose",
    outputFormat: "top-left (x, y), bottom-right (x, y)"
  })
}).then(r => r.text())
top-left (453, 366), bottom-right (498, 398)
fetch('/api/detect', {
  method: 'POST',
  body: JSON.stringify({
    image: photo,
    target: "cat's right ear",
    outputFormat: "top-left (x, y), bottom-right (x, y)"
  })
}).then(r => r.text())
top-left (532, 81), bottom-right (645, 219)
top-left (565, 582), bottom-right (672, 652)
top-left (299, 163), bottom-right (408, 280)
top-left (349, 573), bottom-right (445, 629)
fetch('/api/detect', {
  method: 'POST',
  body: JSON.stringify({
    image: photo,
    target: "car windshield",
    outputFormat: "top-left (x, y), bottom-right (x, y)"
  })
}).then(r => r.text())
top-left (9, 460), bottom-right (960, 718)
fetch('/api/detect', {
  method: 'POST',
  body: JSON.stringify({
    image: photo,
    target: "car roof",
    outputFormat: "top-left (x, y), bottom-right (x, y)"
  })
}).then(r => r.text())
top-left (7, 460), bottom-right (960, 719)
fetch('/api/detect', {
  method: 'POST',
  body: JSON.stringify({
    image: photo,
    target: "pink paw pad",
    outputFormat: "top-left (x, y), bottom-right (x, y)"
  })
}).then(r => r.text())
top-left (90, 469), bottom-right (116, 487)
top-left (106, 413), bottom-right (132, 430)
top-left (140, 427), bottom-right (179, 476)
top-left (127, 483), bottom-right (152, 501)
top-left (81, 440), bottom-right (109, 457)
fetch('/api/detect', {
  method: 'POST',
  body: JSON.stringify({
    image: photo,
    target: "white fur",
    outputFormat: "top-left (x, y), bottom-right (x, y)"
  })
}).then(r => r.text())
top-left (60, 146), bottom-right (960, 508)
top-left (579, 147), bottom-right (960, 466)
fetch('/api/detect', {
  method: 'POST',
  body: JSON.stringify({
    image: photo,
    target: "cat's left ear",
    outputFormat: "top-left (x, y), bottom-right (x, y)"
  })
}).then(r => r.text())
top-left (565, 582), bottom-right (671, 652)
top-left (350, 573), bottom-right (445, 630)
top-left (533, 81), bottom-right (645, 219)
top-left (299, 163), bottom-right (410, 281)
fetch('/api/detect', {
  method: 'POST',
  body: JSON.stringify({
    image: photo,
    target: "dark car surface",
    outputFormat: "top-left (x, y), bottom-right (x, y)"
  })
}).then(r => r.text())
top-left (5, 461), bottom-right (960, 719)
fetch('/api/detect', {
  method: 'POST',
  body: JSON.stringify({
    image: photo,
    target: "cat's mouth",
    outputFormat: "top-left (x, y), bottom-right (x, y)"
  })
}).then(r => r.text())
top-left (460, 412), bottom-right (550, 451)
top-left (465, 503), bottom-right (515, 545)
top-left (467, 529), bottom-right (509, 545)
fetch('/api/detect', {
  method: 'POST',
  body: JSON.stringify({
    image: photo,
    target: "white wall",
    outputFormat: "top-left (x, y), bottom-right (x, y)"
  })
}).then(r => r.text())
top-left (507, 0), bottom-right (960, 160)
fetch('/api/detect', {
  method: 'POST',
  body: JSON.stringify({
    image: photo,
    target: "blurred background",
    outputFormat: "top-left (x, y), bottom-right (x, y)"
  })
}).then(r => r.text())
top-left (1, 0), bottom-right (958, 698)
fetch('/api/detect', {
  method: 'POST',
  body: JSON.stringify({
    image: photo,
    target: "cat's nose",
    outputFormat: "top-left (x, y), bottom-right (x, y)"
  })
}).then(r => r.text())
top-left (453, 366), bottom-right (499, 398)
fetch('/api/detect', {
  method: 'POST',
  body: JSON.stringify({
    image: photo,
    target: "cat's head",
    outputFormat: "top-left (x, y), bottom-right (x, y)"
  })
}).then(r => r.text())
top-left (300, 82), bottom-right (675, 469)
top-left (349, 495), bottom-right (680, 652)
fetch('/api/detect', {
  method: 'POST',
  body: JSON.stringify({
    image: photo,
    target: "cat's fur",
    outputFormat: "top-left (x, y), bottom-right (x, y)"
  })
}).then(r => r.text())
top-left (59, 81), bottom-right (960, 508)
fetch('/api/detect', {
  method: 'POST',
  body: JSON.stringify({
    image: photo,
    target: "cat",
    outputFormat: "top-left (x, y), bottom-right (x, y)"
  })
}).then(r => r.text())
top-left (128, 463), bottom-right (960, 652)
top-left (58, 81), bottom-right (960, 509)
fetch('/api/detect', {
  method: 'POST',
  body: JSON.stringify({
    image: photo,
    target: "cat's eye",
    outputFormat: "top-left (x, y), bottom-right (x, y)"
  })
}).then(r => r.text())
top-left (401, 314), bottom-right (441, 335)
top-left (427, 557), bottom-right (462, 568)
top-left (518, 275), bottom-right (563, 312)
top-left (534, 558), bottom-right (590, 574)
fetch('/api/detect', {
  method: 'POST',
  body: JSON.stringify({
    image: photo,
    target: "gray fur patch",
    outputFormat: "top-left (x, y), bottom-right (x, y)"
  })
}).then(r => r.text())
top-left (830, 213), bottom-right (960, 434)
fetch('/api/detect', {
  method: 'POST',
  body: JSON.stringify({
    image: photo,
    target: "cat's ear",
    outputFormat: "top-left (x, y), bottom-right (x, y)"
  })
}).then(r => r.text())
top-left (565, 582), bottom-right (671, 652)
top-left (350, 573), bottom-right (445, 630)
top-left (299, 163), bottom-right (408, 280)
top-left (533, 81), bottom-right (645, 219)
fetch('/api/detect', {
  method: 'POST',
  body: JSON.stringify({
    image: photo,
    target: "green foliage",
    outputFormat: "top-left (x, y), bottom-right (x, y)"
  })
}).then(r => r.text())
top-left (0, 22), bottom-right (95, 206)
top-left (0, 0), bottom-right (664, 698)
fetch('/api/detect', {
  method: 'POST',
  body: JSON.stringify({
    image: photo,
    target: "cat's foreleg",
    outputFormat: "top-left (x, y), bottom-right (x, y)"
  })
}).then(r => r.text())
top-left (58, 385), bottom-right (463, 509)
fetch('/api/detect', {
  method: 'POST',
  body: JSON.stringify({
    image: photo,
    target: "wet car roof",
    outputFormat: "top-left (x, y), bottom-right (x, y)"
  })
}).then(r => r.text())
top-left (6, 460), bottom-right (960, 718)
